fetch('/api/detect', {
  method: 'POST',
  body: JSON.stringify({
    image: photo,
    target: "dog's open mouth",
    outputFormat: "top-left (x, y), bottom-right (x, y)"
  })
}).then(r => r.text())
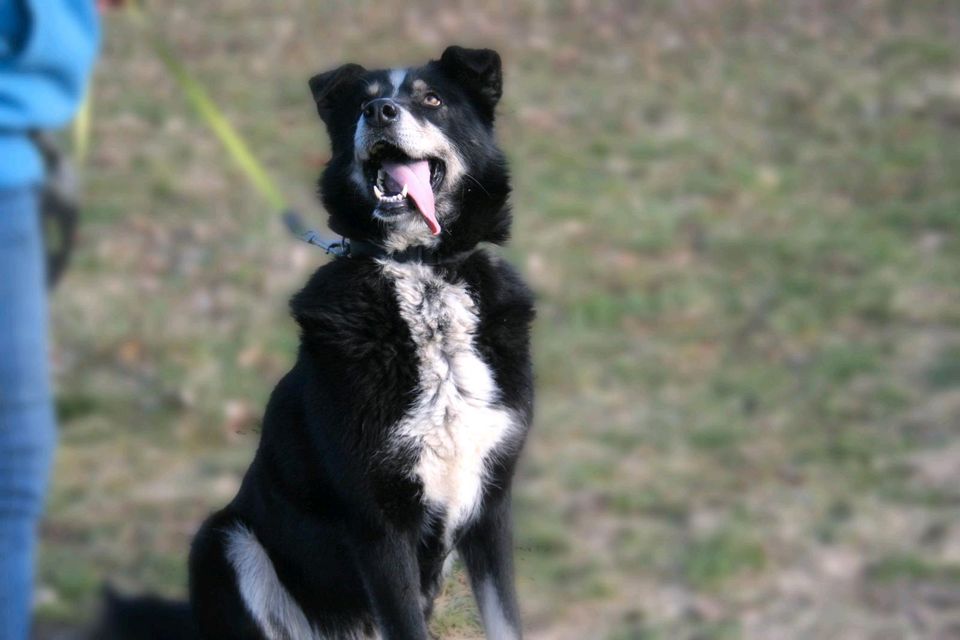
top-left (363, 142), bottom-right (445, 235)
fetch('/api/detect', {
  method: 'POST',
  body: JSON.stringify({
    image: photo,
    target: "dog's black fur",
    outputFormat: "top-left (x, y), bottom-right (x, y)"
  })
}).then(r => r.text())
top-left (98, 46), bottom-right (533, 640)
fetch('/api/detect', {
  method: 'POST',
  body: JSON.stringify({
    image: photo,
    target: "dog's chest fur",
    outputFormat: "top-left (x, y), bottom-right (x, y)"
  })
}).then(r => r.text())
top-left (380, 260), bottom-right (515, 537)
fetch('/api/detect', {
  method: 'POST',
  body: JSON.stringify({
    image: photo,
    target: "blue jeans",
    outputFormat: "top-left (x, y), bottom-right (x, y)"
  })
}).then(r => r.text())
top-left (0, 187), bottom-right (56, 640)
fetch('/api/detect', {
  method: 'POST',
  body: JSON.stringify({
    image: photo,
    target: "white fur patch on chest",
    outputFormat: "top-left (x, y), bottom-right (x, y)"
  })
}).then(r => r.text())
top-left (382, 261), bottom-right (516, 536)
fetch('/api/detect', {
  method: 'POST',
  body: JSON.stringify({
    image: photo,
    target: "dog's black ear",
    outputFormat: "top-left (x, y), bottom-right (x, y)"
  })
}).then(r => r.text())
top-left (438, 46), bottom-right (502, 120)
top-left (309, 63), bottom-right (366, 122)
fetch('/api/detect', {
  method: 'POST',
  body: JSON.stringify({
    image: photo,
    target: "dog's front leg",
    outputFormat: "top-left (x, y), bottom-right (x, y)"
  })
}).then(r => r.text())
top-left (352, 527), bottom-right (429, 640)
top-left (458, 492), bottom-right (523, 640)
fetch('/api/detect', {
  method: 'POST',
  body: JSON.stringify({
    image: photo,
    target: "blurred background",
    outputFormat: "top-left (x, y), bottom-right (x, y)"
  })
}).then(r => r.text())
top-left (33, 1), bottom-right (960, 638)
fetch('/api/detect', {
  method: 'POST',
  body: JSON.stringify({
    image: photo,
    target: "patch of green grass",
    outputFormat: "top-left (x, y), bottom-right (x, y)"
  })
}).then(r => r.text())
top-left (428, 568), bottom-right (483, 639)
top-left (606, 610), bottom-right (655, 640)
top-left (926, 346), bottom-right (960, 390)
top-left (36, 548), bottom-right (100, 622)
top-left (55, 393), bottom-right (102, 424)
top-left (516, 517), bottom-right (569, 557)
top-left (814, 499), bottom-right (854, 544)
top-left (877, 484), bottom-right (960, 508)
top-left (610, 491), bottom-right (689, 525)
top-left (873, 37), bottom-right (958, 70)
top-left (865, 555), bottom-right (960, 584)
top-left (682, 530), bottom-right (767, 589)
top-left (688, 421), bottom-right (748, 452)
top-left (813, 343), bottom-right (882, 385)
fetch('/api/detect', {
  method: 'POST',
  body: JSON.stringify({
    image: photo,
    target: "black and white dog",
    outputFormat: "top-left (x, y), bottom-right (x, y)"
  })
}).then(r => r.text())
top-left (180, 46), bottom-right (534, 640)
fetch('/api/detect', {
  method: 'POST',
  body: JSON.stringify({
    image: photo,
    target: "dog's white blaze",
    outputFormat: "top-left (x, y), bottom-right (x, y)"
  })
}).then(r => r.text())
top-left (383, 261), bottom-right (517, 539)
top-left (388, 69), bottom-right (407, 97)
top-left (225, 525), bottom-right (322, 640)
top-left (480, 579), bottom-right (519, 640)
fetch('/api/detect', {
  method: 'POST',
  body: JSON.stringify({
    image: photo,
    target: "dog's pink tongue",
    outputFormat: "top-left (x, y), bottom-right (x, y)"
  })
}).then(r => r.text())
top-left (382, 160), bottom-right (440, 235)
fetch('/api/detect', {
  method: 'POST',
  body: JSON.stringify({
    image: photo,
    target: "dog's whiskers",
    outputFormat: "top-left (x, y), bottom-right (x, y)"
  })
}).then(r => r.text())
top-left (462, 172), bottom-right (491, 197)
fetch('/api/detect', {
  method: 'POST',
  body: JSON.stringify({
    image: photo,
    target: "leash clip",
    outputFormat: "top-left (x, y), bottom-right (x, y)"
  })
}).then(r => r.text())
top-left (302, 229), bottom-right (350, 257)
top-left (283, 209), bottom-right (352, 258)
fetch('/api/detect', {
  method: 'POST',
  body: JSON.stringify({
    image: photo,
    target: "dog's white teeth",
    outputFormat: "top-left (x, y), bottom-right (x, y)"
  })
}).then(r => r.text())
top-left (374, 187), bottom-right (406, 203)
top-left (374, 176), bottom-right (409, 203)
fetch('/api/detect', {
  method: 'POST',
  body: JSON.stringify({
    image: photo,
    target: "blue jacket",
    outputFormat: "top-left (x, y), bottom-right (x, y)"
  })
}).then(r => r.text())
top-left (0, 0), bottom-right (100, 188)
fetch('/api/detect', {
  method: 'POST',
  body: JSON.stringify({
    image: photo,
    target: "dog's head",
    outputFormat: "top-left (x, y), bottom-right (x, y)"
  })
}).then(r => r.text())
top-left (309, 46), bottom-right (511, 252)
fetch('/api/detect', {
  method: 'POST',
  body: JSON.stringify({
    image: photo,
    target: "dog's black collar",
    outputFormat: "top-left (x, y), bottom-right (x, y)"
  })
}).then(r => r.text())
top-left (283, 209), bottom-right (475, 267)
top-left (283, 210), bottom-right (472, 266)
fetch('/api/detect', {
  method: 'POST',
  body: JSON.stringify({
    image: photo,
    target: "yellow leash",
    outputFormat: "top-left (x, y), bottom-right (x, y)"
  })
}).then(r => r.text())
top-left (74, 1), bottom-right (288, 213)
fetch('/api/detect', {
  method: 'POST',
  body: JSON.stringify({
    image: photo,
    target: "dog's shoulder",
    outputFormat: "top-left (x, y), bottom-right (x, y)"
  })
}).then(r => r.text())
top-left (289, 258), bottom-right (407, 346)
top-left (459, 250), bottom-right (535, 320)
top-left (286, 259), bottom-right (420, 427)
top-left (460, 251), bottom-right (535, 363)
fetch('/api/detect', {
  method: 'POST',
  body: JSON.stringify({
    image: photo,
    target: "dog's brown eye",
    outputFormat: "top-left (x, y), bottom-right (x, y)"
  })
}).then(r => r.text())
top-left (423, 92), bottom-right (442, 108)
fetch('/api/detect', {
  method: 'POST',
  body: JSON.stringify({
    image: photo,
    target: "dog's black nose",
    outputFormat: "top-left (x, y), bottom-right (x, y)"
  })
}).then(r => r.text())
top-left (363, 98), bottom-right (400, 127)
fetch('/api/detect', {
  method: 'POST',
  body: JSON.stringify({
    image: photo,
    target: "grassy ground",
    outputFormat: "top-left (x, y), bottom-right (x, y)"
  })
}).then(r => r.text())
top-left (33, 1), bottom-right (960, 638)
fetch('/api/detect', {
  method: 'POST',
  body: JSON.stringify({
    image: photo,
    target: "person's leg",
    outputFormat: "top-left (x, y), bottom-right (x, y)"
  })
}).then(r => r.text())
top-left (0, 187), bottom-right (57, 640)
